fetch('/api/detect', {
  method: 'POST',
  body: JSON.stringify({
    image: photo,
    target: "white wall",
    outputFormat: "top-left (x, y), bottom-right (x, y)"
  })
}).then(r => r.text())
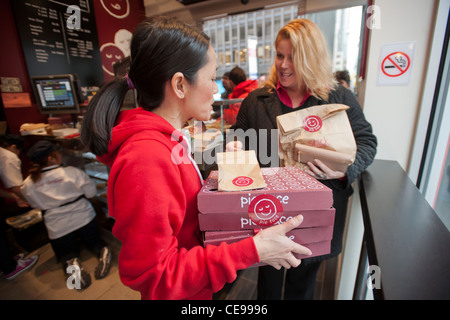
top-left (361, 0), bottom-right (438, 171)
top-left (337, 0), bottom-right (441, 299)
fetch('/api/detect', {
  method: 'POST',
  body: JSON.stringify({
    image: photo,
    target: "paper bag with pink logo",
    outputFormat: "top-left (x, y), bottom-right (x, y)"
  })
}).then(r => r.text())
top-left (276, 104), bottom-right (357, 173)
top-left (216, 150), bottom-right (267, 192)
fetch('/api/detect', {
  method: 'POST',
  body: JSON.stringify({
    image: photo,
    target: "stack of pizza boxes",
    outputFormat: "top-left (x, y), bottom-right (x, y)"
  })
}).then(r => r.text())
top-left (197, 167), bottom-right (335, 264)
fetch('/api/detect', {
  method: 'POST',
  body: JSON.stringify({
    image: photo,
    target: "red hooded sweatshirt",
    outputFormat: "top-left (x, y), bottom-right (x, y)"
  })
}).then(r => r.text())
top-left (97, 108), bottom-right (259, 300)
top-left (224, 79), bottom-right (259, 125)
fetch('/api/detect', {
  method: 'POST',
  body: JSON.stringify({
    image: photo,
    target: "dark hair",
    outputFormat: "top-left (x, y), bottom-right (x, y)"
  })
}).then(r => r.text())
top-left (81, 16), bottom-right (211, 156)
top-left (334, 70), bottom-right (350, 85)
top-left (29, 150), bottom-right (60, 183)
top-left (229, 66), bottom-right (247, 86)
top-left (0, 134), bottom-right (24, 150)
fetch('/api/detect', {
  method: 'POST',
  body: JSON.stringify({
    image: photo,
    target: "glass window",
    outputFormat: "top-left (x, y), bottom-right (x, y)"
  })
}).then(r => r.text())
top-left (225, 51), bottom-right (231, 64)
top-left (257, 45), bottom-right (263, 61)
top-left (240, 25), bottom-right (245, 41)
top-left (240, 49), bottom-right (247, 63)
top-left (202, 3), bottom-right (364, 89)
top-left (224, 28), bottom-right (229, 43)
top-left (257, 21), bottom-right (262, 37)
top-left (418, 35), bottom-right (450, 231)
top-left (264, 45), bottom-right (271, 62)
top-left (232, 25), bottom-right (237, 42)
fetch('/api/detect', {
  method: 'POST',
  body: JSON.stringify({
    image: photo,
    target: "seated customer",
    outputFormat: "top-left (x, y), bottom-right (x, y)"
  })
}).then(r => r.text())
top-left (20, 140), bottom-right (111, 290)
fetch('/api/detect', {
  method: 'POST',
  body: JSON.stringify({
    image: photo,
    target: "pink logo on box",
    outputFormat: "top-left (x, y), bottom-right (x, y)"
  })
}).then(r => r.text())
top-left (232, 176), bottom-right (254, 187)
top-left (303, 115), bottom-right (322, 132)
top-left (248, 194), bottom-right (283, 226)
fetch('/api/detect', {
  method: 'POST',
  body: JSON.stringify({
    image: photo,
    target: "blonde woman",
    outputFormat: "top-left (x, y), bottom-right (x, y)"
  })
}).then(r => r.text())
top-left (228, 19), bottom-right (377, 299)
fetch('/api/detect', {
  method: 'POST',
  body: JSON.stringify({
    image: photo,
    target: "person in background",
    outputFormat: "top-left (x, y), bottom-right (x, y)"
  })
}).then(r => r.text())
top-left (223, 66), bottom-right (259, 125)
top-left (20, 140), bottom-right (111, 290)
top-left (0, 134), bottom-right (38, 280)
top-left (80, 16), bottom-right (312, 300)
top-left (228, 19), bottom-right (377, 299)
top-left (0, 134), bottom-right (28, 208)
top-left (221, 71), bottom-right (233, 99)
top-left (334, 70), bottom-right (351, 89)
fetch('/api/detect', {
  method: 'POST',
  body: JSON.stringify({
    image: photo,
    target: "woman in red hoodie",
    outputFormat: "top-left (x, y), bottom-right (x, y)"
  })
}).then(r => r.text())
top-left (80, 16), bottom-right (311, 300)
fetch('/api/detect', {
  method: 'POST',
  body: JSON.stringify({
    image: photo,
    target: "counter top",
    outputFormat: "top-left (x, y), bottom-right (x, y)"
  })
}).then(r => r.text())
top-left (359, 159), bottom-right (450, 299)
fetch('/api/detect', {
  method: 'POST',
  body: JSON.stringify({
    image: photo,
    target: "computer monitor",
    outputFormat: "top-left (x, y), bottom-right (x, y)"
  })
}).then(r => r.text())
top-left (31, 74), bottom-right (80, 115)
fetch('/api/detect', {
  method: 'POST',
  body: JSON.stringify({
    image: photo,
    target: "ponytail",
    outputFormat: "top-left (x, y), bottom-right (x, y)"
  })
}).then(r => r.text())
top-left (81, 16), bottom-right (211, 156)
top-left (28, 150), bottom-right (60, 182)
top-left (29, 163), bottom-right (43, 183)
top-left (80, 78), bottom-right (130, 156)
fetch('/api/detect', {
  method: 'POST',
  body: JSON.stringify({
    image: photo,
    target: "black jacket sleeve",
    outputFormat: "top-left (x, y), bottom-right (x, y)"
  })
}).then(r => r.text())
top-left (331, 87), bottom-right (377, 188)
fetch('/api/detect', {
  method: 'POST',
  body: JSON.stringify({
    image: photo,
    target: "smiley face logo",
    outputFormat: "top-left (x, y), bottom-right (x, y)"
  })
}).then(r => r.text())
top-left (303, 115), bottom-right (322, 132)
top-left (254, 199), bottom-right (277, 218)
top-left (248, 194), bottom-right (283, 226)
top-left (232, 176), bottom-right (253, 187)
top-left (100, 0), bottom-right (130, 19)
top-left (100, 43), bottom-right (125, 76)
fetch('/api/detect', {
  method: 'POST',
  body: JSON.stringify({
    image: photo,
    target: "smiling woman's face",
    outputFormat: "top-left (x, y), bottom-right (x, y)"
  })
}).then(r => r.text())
top-left (275, 38), bottom-right (298, 91)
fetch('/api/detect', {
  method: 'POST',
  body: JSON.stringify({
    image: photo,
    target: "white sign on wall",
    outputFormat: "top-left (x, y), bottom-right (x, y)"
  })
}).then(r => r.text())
top-left (377, 41), bottom-right (416, 86)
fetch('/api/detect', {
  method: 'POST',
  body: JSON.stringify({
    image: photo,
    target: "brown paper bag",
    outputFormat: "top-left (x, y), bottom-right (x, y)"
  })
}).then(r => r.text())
top-left (217, 150), bottom-right (267, 191)
top-left (277, 104), bottom-right (357, 172)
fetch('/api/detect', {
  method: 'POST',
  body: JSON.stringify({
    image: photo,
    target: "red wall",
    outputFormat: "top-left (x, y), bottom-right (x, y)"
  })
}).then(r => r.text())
top-left (0, 0), bottom-right (48, 134)
top-left (93, 0), bottom-right (146, 82)
top-left (0, 0), bottom-right (145, 134)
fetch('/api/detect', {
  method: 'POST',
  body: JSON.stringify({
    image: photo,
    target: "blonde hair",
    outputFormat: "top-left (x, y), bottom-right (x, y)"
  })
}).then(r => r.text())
top-left (265, 19), bottom-right (336, 101)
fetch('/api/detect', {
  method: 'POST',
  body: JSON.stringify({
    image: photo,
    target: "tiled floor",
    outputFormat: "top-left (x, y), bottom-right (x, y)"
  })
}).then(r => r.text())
top-left (0, 228), bottom-right (140, 300)
top-left (0, 226), bottom-right (338, 300)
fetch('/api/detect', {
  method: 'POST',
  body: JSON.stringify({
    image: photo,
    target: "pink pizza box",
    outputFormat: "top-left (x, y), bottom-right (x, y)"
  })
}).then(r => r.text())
top-left (203, 231), bottom-right (331, 264)
top-left (203, 227), bottom-right (333, 264)
top-left (198, 167), bottom-right (333, 214)
top-left (203, 225), bottom-right (333, 244)
top-left (198, 208), bottom-right (335, 231)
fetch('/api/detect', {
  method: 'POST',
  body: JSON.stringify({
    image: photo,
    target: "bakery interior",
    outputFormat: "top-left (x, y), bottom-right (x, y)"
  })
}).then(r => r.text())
top-left (0, 0), bottom-right (449, 301)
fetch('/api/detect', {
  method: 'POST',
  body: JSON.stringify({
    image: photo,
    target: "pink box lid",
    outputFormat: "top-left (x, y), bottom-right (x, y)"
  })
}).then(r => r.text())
top-left (203, 225), bottom-right (333, 244)
top-left (203, 238), bottom-right (331, 264)
top-left (198, 167), bottom-right (333, 214)
top-left (198, 208), bottom-right (335, 231)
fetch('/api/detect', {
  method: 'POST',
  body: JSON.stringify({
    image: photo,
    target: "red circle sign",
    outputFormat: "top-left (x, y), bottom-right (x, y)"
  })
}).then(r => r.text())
top-left (232, 176), bottom-right (254, 187)
top-left (248, 194), bottom-right (283, 226)
top-left (381, 52), bottom-right (410, 77)
top-left (303, 115), bottom-right (323, 132)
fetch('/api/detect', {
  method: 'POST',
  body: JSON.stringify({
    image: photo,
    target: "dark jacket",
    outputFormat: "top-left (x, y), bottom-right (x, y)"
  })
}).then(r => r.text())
top-left (229, 85), bottom-right (377, 259)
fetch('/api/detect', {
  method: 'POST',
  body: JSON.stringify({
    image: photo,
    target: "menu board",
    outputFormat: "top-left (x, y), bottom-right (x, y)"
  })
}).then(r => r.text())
top-left (11, 0), bottom-right (104, 91)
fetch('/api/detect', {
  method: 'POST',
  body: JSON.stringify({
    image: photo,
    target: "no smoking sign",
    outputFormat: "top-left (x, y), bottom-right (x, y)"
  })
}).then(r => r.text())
top-left (382, 52), bottom-right (410, 77)
top-left (377, 42), bottom-right (415, 86)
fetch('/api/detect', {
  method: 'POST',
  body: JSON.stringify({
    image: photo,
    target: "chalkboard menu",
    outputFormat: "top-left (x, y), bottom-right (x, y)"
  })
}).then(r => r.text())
top-left (11, 0), bottom-right (104, 93)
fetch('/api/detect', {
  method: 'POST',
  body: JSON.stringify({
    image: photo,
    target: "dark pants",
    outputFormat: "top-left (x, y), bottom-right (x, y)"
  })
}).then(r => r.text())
top-left (0, 199), bottom-right (31, 273)
top-left (0, 228), bottom-right (16, 274)
top-left (257, 183), bottom-right (352, 300)
top-left (50, 218), bottom-right (107, 266)
top-left (257, 261), bottom-right (322, 300)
